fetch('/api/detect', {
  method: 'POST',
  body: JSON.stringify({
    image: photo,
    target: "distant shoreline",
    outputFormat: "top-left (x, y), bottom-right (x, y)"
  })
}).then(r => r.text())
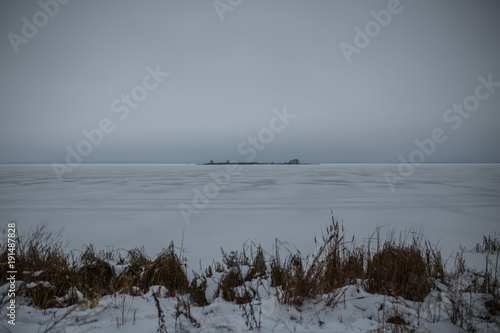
top-left (198, 162), bottom-right (319, 165)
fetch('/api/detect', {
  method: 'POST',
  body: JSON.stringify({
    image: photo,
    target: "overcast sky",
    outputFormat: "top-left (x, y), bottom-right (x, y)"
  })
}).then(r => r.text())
top-left (1, 0), bottom-right (499, 164)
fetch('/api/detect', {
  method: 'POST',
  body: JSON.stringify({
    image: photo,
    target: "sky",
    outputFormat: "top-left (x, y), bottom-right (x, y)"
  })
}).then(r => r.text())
top-left (0, 0), bottom-right (499, 164)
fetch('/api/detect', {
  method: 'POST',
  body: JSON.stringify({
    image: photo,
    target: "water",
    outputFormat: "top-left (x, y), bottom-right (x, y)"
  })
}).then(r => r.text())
top-left (1, 164), bottom-right (499, 265)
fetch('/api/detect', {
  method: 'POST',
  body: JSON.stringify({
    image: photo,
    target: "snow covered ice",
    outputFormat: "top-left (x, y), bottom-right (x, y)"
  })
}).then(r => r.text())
top-left (0, 163), bottom-right (498, 265)
top-left (1, 163), bottom-right (499, 332)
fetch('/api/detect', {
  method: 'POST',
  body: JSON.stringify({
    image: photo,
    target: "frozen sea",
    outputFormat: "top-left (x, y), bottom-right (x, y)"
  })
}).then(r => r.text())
top-left (0, 163), bottom-right (499, 267)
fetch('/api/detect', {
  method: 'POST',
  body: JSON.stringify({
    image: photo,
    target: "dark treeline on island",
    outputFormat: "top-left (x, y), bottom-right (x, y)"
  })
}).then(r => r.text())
top-left (200, 159), bottom-right (316, 165)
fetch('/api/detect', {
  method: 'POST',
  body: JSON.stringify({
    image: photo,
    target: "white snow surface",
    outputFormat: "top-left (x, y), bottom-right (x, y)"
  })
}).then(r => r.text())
top-left (1, 163), bottom-right (499, 332)
top-left (4, 281), bottom-right (499, 333)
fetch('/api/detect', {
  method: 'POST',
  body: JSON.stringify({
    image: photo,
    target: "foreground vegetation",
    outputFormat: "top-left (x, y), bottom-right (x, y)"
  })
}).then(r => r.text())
top-left (1, 218), bottom-right (499, 332)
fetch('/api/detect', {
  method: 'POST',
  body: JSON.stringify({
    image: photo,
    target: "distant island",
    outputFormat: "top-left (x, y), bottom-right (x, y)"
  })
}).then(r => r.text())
top-left (200, 159), bottom-right (317, 165)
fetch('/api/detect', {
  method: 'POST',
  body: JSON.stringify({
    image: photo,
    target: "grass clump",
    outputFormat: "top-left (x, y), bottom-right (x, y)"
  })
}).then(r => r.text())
top-left (270, 240), bottom-right (286, 287)
top-left (272, 218), bottom-right (365, 305)
top-left (320, 222), bottom-right (365, 294)
top-left (247, 245), bottom-right (267, 280)
top-left (140, 242), bottom-right (188, 296)
top-left (268, 218), bottom-right (444, 306)
top-left (3, 225), bottom-right (79, 309)
top-left (115, 247), bottom-right (151, 295)
top-left (78, 244), bottom-right (116, 298)
top-left (366, 243), bottom-right (434, 302)
top-left (217, 249), bottom-right (248, 303)
top-left (475, 233), bottom-right (500, 254)
top-left (189, 273), bottom-right (209, 306)
top-left (215, 246), bottom-right (267, 304)
top-left (219, 269), bottom-right (245, 302)
top-left (278, 253), bottom-right (311, 305)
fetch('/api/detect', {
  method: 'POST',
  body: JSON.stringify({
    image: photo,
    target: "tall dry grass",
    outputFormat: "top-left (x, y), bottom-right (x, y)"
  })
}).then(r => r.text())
top-left (0, 218), bottom-right (452, 311)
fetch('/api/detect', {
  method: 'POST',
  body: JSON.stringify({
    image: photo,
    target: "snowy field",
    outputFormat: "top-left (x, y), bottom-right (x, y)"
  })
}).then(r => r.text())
top-left (0, 163), bottom-right (499, 266)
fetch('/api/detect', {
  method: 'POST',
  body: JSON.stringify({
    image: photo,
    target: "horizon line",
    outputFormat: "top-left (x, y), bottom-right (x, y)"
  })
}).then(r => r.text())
top-left (1, 162), bottom-right (500, 165)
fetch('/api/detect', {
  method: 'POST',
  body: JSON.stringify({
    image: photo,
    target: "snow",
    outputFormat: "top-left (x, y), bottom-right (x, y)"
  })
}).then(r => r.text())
top-left (6, 281), bottom-right (499, 332)
top-left (1, 163), bottom-right (499, 332)
top-left (415, 322), bottom-right (466, 333)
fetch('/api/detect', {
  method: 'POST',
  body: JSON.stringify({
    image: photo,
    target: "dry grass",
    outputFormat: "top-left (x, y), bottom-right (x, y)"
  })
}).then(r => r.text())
top-left (189, 272), bottom-right (208, 306)
top-left (140, 242), bottom-right (188, 296)
top-left (475, 233), bottom-right (500, 254)
top-left (247, 245), bottom-right (267, 280)
top-left (115, 247), bottom-right (151, 295)
top-left (219, 269), bottom-right (245, 302)
top-left (1, 225), bottom-right (79, 308)
top-left (153, 289), bottom-right (168, 333)
top-left (0, 225), bottom-right (186, 308)
top-left (3, 219), bottom-right (498, 333)
top-left (366, 243), bottom-right (434, 302)
top-left (267, 218), bottom-right (443, 306)
top-left (447, 233), bottom-right (500, 330)
top-left (269, 218), bottom-right (363, 305)
top-left (77, 244), bottom-right (116, 297)
top-left (213, 244), bottom-right (270, 304)
top-left (0, 217), bottom-right (473, 325)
